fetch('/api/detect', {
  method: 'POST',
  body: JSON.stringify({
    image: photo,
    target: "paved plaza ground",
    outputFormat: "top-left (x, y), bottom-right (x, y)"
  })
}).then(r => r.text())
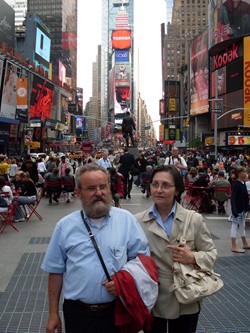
top-left (0, 186), bottom-right (250, 332)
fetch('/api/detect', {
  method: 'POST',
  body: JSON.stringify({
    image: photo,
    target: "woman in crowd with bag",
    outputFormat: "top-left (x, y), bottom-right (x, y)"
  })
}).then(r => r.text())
top-left (135, 165), bottom-right (218, 333)
top-left (230, 166), bottom-right (250, 253)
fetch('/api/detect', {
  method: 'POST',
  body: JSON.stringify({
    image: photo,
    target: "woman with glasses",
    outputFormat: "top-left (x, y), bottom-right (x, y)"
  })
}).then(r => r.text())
top-left (136, 165), bottom-right (218, 333)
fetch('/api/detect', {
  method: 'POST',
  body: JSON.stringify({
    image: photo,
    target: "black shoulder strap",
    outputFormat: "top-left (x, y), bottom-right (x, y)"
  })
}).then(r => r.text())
top-left (80, 211), bottom-right (112, 281)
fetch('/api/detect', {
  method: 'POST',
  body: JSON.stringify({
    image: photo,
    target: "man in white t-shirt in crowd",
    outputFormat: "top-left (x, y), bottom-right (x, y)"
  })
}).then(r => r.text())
top-left (164, 147), bottom-right (188, 175)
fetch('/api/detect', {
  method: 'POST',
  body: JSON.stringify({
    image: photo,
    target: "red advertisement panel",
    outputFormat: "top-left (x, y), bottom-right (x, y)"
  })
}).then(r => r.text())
top-left (112, 30), bottom-right (131, 49)
top-left (30, 75), bottom-right (54, 120)
top-left (62, 32), bottom-right (77, 50)
top-left (190, 31), bottom-right (209, 116)
top-left (209, 0), bottom-right (250, 48)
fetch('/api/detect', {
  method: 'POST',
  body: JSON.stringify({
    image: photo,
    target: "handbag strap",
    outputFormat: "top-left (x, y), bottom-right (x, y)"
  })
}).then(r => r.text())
top-left (80, 210), bottom-right (112, 282)
top-left (179, 210), bottom-right (196, 247)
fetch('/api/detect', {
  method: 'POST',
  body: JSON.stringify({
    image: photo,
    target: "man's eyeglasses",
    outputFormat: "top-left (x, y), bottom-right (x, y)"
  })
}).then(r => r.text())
top-left (150, 182), bottom-right (175, 190)
top-left (79, 184), bottom-right (109, 193)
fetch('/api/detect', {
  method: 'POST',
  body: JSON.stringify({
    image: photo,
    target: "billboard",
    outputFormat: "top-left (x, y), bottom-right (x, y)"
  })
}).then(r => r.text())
top-left (0, 61), bottom-right (19, 120)
top-left (190, 31), bottom-right (209, 116)
top-left (209, 0), bottom-right (250, 48)
top-left (244, 36), bottom-right (250, 127)
top-left (59, 60), bottom-right (66, 83)
top-left (62, 32), bottom-right (77, 50)
top-left (30, 75), bottom-right (54, 120)
top-left (164, 80), bottom-right (180, 113)
top-left (76, 116), bottom-right (83, 130)
top-left (0, 0), bottom-right (15, 49)
top-left (35, 25), bottom-right (51, 66)
top-left (115, 50), bottom-right (129, 63)
top-left (115, 63), bottom-right (130, 87)
top-left (112, 30), bottom-right (131, 49)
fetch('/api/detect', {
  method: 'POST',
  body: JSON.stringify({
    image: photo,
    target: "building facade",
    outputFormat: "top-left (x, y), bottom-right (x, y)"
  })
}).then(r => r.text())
top-left (27, 0), bottom-right (77, 89)
top-left (101, 0), bottom-right (134, 139)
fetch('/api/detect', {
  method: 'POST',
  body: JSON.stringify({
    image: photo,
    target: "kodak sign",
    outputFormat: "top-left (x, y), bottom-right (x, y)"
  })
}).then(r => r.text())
top-left (244, 37), bottom-right (250, 127)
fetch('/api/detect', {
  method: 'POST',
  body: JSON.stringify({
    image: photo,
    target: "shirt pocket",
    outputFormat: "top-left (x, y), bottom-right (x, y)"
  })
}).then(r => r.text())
top-left (106, 245), bottom-right (127, 274)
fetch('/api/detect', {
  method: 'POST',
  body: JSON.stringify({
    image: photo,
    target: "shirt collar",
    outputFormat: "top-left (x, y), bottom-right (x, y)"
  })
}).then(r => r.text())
top-left (148, 201), bottom-right (177, 220)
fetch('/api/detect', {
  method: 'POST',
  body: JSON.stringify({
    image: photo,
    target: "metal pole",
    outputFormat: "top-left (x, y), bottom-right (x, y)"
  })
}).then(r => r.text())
top-left (214, 70), bottom-right (218, 161)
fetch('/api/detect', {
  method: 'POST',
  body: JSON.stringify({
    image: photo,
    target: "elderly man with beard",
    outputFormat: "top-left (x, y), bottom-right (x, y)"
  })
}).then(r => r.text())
top-left (41, 163), bottom-right (149, 333)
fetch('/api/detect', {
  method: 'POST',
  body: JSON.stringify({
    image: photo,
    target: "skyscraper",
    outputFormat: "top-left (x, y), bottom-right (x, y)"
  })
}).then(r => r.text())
top-left (101, 0), bottom-right (134, 132)
top-left (162, 0), bottom-right (209, 80)
top-left (27, 0), bottom-right (77, 88)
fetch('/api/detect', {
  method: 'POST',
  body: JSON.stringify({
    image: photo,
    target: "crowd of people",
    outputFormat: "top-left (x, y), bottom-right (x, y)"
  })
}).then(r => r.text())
top-left (1, 147), bottom-right (250, 332)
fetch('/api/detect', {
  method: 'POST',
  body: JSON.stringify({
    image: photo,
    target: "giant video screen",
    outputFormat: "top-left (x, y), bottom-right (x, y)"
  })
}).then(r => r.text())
top-left (209, 0), bottom-right (250, 48)
top-left (35, 24), bottom-right (51, 68)
top-left (30, 75), bottom-right (54, 120)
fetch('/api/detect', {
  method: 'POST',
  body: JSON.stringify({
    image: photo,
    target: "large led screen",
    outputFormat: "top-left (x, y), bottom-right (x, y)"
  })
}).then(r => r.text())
top-left (30, 75), bottom-right (54, 120)
top-left (112, 30), bottom-right (131, 49)
top-left (35, 25), bottom-right (51, 67)
top-left (190, 31), bottom-right (209, 116)
top-left (209, 0), bottom-right (250, 48)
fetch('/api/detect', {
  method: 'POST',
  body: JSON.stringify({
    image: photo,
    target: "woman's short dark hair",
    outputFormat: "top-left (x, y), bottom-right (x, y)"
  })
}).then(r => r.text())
top-left (150, 165), bottom-right (185, 203)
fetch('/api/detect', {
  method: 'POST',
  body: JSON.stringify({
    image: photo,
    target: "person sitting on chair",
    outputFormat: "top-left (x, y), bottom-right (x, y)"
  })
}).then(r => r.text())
top-left (14, 171), bottom-right (37, 222)
top-left (212, 170), bottom-right (231, 214)
top-left (46, 168), bottom-right (62, 204)
top-left (62, 168), bottom-right (75, 203)
top-left (109, 167), bottom-right (124, 207)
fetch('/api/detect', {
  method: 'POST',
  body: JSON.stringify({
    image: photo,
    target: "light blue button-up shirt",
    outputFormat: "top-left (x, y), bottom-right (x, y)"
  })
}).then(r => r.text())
top-left (149, 201), bottom-right (177, 237)
top-left (98, 157), bottom-right (112, 170)
top-left (41, 208), bottom-right (149, 304)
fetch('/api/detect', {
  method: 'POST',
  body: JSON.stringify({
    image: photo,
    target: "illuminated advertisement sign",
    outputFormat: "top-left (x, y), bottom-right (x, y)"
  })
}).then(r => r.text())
top-left (190, 31), bottom-right (209, 116)
top-left (226, 132), bottom-right (250, 145)
top-left (62, 32), bottom-right (77, 50)
top-left (164, 80), bottom-right (180, 115)
top-left (244, 36), bottom-right (250, 127)
top-left (159, 124), bottom-right (164, 141)
top-left (0, 59), bottom-right (3, 93)
top-left (30, 75), bottom-right (54, 120)
top-left (115, 50), bottom-right (129, 62)
top-left (112, 30), bottom-right (131, 49)
top-left (115, 63), bottom-right (130, 87)
top-left (76, 116), bottom-right (83, 130)
top-left (159, 99), bottom-right (164, 116)
top-left (208, 0), bottom-right (250, 48)
top-left (35, 24), bottom-right (51, 69)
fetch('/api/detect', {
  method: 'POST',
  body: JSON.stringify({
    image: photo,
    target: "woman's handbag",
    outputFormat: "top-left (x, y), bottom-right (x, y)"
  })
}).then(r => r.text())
top-left (169, 211), bottom-right (224, 304)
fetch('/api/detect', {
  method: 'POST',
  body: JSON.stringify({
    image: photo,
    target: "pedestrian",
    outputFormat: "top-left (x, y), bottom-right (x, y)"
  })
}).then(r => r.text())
top-left (61, 168), bottom-right (75, 203)
top-left (134, 152), bottom-right (147, 187)
top-left (41, 163), bottom-right (149, 333)
top-left (122, 111), bottom-right (136, 146)
top-left (118, 148), bottom-right (136, 199)
top-left (58, 156), bottom-right (72, 179)
top-left (136, 165), bottom-right (218, 333)
top-left (109, 167), bottom-right (124, 207)
top-left (98, 149), bottom-right (112, 170)
top-left (164, 147), bottom-right (188, 176)
top-left (229, 166), bottom-right (250, 253)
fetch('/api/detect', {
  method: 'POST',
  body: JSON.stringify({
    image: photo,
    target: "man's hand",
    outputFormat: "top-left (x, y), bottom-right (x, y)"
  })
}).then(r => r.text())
top-left (103, 279), bottom-right (117, 296)
top-left (46, 313), bottom-right (62, 333)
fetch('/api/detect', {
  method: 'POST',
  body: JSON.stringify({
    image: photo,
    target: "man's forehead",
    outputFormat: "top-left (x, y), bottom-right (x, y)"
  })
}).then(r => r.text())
top-left (81, 170), bottom-right (108, 180)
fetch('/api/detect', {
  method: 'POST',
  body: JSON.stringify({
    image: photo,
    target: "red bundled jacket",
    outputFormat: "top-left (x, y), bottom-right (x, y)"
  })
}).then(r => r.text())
top-left (113, 255), bottom-right (158, 333)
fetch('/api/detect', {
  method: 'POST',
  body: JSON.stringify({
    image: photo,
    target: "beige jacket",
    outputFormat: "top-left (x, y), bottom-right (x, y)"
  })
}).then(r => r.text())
top-left (135, 203), bottom-right (218, 319)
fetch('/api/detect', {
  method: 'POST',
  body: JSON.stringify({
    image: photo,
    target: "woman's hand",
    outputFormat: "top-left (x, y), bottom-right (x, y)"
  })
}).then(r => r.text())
top-left (167, 244), bottom-right (196, 264)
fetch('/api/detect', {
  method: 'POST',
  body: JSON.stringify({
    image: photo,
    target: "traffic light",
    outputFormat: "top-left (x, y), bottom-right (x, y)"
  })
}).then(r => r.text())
top-left (65, 116), bottom-right (68, 125)
top-left (185, 118), bottom-right (189, 127)
top-left (237, 127), bottom-right (241, 135)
